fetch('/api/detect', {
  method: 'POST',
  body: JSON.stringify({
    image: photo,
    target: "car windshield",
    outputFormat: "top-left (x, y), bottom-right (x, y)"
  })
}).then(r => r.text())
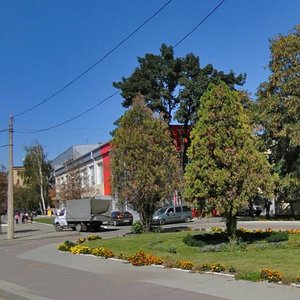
top-left (155, 208), bottom-right (166, 214)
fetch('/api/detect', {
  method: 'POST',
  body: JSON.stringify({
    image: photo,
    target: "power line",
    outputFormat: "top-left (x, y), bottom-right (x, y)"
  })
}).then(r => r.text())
top-left (14, 0), bottom-right (226, 134)
top-left (14, 0), bottom-right (173, 118)
top-left (0, 129), bottom-right (8, 133)
top-left (14, 91), bottom-right (119, 134)
top-left (174, 0), bottom-right (226, 48)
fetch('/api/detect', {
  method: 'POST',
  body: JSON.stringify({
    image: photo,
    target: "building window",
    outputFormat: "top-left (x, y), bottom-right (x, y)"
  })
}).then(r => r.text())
top-left (96, 163), bottom-right (103, 185)
top-left (88, 166), bottom-right (94, 185)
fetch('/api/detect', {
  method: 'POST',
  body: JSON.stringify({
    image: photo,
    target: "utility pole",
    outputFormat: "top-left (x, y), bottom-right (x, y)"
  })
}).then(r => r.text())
top-left (7, 114), bottom-right (14, 240)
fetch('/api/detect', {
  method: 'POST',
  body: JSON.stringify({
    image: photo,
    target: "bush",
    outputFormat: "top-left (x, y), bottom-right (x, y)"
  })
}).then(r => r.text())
top-left (266, 232), bottom-right (289, 243)
top-left (57, 240), bottom-right (75, 251)
top-left (211, 263), bottom-right (225, 273)
top-left (91, 247), bottom-right (114, 258)
top-left (200, 263), bottom-right (212, 271)
top-left (296, 275), bottom-right (300, 283)
top-left (128, 251), bottom-right (163, 266)
top-left (87, 234), bottom-right (102, 241)
top-left (260, 269), bottom-right (282, 283)
top-left (70, 245), bottom-right (92, 255)
top-left (174, 260), bottom-right (194, 270)
top-left (168, 247), bottom-right (177, 254)
top-left (183, 234), bottom-right (206, 247)
top-left (131, 221), bottom-right (144, 234)
top-left (76, 238), bottom-right (86, 244)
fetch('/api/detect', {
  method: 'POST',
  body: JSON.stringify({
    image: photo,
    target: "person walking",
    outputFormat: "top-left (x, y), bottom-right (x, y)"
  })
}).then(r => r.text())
top-left (15, 213), bottom-right (20, 224)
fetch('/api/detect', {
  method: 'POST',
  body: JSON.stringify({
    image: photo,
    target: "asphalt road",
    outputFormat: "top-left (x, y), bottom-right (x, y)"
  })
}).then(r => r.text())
top-left (0, 218), bottom-right (300, 300)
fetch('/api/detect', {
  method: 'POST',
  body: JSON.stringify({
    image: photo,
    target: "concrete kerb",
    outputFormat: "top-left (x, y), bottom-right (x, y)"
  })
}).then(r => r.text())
top-left (0, 280), bottom-right (52, 300)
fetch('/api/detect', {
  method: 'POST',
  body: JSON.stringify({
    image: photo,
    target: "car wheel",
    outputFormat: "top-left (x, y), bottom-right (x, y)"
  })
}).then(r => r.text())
top-left (159, 219), bottom-right (165, 225)
top-left (76, 223), bottom-right (82, 232)
top-left (184, 216), bottom-right (191, 223)
top-left (55, 223), bottom-right (62, 232)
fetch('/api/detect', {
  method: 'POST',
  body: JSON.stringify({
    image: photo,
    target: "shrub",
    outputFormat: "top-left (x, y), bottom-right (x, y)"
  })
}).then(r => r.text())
top-left (91, 247), bottom-right (114, 258)
top-left (57, 240), bottom-right (75, 251)
top-left (163, 257), bottom-right (176, 268)
top-left (128, 251), bottom-right (163, 266)
top-left (168, 247), bottom-right (177, 254)
top-left (200, 263), bottom-right (212, 271)
top-left (296, 275), bottom-right (300, 283)
top-left (131, 221), bottom-right (144, 234)
top-left (87, 234), bottom-right (102, 241)
top-left (70, 245), bottom-right (92, 255)
top-left (76, 238), bottom-right (86, 244)
top-left (266, 232), bottom-right (289, 243)
top-left (174, 260), bottom-right (194, 270)
top-left (152, 225), bottom-right (163, 233)
top-left (260, 269), bottom-right (282, 283)
top-left (211, 263), bottom-right (225, 273)
top-left (183, 234), bottom-right (206, 247)
top-left (211, 227), bottom-right (223, 233)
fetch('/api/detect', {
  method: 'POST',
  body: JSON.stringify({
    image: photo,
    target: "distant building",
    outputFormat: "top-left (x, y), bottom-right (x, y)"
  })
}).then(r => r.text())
top-left (52, 143), bottom-right (113, 206)
top-left (13, 166), bottom-right (25, 187)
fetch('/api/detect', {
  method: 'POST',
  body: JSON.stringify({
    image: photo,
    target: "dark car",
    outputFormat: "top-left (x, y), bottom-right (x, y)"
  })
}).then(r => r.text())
top-left (238, 205), bottom-right (262, 217)
top-left (109, 211), bottom-right (133, 226)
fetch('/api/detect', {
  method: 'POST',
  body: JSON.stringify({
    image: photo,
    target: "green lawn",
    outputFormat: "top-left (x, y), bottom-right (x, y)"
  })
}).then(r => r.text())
top-left (85, 231), bottom-right (300, 283)
top-left (34, 217), bottom-right (54, 224)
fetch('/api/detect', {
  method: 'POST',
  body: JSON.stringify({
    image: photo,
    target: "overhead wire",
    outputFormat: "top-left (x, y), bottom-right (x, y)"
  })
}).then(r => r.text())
top-left (14, 0), bottom-right (226, 134)
top-left (15, 91), bottom-right (118, 133)
top-left (14, 0), bottom-right (173, 118)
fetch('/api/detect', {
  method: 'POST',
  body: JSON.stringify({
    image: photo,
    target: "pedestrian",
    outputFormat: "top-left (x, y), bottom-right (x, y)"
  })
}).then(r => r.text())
top-left (265, 200), bottom-right (272, 218)
top-left (15, 213), bottom-right (20, 224)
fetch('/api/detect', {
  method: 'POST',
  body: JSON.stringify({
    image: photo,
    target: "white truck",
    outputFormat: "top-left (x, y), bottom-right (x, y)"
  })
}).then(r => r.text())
top-left (54, 197), bottom-right (112, 232)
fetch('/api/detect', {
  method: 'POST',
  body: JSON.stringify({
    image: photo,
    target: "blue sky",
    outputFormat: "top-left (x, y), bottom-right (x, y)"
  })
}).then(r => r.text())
top-left (0, 0), bottom-right (299, 167)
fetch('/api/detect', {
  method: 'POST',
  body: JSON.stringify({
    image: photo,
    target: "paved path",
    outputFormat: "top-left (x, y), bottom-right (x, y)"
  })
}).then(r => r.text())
top-left (0, 220), bottom-right (300, 299)
top-left (0, 237), bottom-right (299, 300)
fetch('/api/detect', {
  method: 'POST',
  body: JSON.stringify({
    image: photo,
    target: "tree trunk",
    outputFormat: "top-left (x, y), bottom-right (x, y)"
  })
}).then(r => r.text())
top-left (225, 213), bottom-right (237, 240)
top-left (38, 163), bottom-right (46, 215)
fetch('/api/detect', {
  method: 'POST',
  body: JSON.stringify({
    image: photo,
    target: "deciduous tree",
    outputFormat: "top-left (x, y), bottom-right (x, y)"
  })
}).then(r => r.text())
top-left (256, 24), bottom-right (300, 213)
top-left (23, 143), bottom-right (52, 214)
top-left (111, 94), bottom-right (180, 231)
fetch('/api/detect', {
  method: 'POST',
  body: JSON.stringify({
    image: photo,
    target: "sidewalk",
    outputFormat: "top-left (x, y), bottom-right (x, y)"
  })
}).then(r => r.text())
top-left (0, 221), bottom-right (78, 242)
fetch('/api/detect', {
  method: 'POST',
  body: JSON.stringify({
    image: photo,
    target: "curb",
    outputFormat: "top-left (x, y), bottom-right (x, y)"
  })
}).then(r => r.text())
top-left (0, 279), bottom-right (51, 300)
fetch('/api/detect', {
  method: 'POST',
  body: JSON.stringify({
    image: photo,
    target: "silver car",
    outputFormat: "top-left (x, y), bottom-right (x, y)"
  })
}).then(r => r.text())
top-left (152, 205), bottom-right (192, 225)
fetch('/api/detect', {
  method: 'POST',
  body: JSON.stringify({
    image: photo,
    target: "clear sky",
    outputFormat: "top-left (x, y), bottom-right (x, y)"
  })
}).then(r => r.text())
top-left (0, 0), bottom-right (299, 167)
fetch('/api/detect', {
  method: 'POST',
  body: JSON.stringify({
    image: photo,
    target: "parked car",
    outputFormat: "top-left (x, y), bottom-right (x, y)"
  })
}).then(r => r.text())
top-left (152, 205), bottom-right (192, 225)
top-left (109, 211), bottom-right (133, 226)
top-left (238, 204), bottom-right (262, 217)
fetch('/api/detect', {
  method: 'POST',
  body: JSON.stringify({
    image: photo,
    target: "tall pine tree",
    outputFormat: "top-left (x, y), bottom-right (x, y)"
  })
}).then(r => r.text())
top-left (184, 82), bottom-right (273, 238)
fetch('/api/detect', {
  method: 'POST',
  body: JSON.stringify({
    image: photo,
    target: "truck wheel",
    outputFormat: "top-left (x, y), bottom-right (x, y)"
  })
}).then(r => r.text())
top-left (184, 216), bottom-right (191, 223)
top-left (76, 223), bottom-right (82, 232)
top-left (55, 223), bottom-right (62, 232)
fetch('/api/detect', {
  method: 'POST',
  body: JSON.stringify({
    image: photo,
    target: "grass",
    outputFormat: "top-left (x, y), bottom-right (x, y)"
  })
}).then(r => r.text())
top-left (34, 217), bottom-right (54, 224)
top-left (85, 230), bottom-right (300, 283)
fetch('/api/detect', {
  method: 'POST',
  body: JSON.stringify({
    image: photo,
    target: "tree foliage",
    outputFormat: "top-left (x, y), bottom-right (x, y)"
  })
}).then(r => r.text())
top-left (59, 160), bottom-right (92, 200)
top-left (111, 94), bottom-right (180, 231)
top-left (184, 83), bottom-right (273, 237)
top-left (256, 24), bottom-right (300, 212)
top-left (113, 44), bottom-right (246, 170)
top-left (13, 186), bottom-right (40, 211)
top-left (0, 166), bottom-right (7, 214)
top-left (23, 142), bottom-right (53, 214)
